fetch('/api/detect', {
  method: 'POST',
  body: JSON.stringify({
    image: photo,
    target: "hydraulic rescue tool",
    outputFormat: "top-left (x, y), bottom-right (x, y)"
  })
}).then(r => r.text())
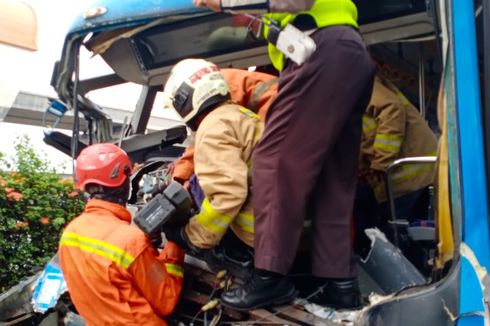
top-left (133, 181), bottom-right (193, 237)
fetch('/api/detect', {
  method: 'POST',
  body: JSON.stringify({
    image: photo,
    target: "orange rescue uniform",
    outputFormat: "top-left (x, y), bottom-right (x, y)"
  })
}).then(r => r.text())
top-left (172, 69), bottom-right (278, 183)
top-left (59, 199), bottom-right (184, 326)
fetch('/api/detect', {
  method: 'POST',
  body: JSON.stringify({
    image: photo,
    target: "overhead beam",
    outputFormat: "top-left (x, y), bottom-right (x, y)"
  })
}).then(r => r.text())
top-left (2, 91), bottom-right (184, 132)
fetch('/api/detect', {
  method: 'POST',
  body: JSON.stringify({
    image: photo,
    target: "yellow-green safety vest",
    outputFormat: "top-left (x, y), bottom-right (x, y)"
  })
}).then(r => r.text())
top-left (264, 0), bottom-right (358, 71)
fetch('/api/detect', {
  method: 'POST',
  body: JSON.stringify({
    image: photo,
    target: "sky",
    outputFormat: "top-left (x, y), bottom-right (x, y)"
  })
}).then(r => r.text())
top-left (0, 0), bottom-right (83, 172)
top-left (0, 0), bottom-right (182, 173)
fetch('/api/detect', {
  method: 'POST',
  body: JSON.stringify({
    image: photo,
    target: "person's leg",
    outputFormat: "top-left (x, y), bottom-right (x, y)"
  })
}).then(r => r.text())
top-left (222, 26), bottom-right (374, 310)
top-left (353, 181), bottom-right (379, 256)
top-left (253, 26), bottom-right (374, 275)
top-left (305, 27), bottom-right (374, 309)
top-left (205, 229), bottom-right (254, 279)
top-left (305, 99), bottom-right (368, 308)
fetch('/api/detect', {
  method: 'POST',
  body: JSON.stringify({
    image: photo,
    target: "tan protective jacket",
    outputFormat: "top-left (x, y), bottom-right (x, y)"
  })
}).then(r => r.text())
top-left (360, 77), bottom-right (438, 202)
top-left (172, 69), bottom-right (277, 183)
top-left (184, 103), bottom-right (263, 248)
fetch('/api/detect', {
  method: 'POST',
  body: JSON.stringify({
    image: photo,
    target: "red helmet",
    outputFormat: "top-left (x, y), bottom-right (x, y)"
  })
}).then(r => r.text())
top-left (75, 143), bottom-right (132, 190)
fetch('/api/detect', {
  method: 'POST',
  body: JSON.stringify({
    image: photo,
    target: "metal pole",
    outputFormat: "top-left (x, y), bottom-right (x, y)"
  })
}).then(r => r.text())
top-left (384, 156), bottom-right (437, 247)
top-left (418, 44), bottom-right (426, 119)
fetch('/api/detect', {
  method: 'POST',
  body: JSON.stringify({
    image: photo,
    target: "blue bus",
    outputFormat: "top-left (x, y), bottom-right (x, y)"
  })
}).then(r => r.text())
top-left (2, 0), bottom-right (488, 325)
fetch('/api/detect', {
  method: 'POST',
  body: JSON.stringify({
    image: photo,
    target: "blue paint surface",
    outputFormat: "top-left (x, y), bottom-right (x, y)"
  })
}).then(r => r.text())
top-left (68, 0), bottom-right (207, 34)
top-left (452, 0), bottom-right (490, 322)
top-left (458, 316), bottom-right (485, 326)
top-left (459, 257), bottom-right (484, 313)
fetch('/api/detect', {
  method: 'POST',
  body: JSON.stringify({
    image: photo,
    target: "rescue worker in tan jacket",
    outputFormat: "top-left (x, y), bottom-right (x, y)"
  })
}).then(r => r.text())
top-left (172, 68), bottom-right (277, 186)
top-left (354, 75), bottom-right (438, 252)
top-left (161, 59), bottom-right (263, 254)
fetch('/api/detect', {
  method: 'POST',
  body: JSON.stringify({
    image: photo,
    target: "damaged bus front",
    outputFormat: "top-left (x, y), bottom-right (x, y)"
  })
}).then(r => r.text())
top-left (1, 0), bottom-right (489, 325)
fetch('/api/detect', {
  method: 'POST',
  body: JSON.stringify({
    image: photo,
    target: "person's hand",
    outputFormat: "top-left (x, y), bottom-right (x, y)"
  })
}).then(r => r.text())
top-left (193, 0), bottom-right (222, 11)
top-left (150, 232), bottom-right (163, 249)
top-left (164, 227), bottom-right (192, 252)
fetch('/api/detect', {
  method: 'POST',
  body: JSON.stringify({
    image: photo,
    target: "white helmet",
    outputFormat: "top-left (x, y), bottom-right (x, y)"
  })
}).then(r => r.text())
top-left (163, 59), bottom-right (230, 130)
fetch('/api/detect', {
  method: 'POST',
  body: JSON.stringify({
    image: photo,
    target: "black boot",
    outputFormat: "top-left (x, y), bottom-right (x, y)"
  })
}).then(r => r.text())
top-left (204, 246), bottom-right (253, 280)
top-left (309, 278), bottom-right (362, 310)
top-left (220, 269), bottom-right (297, 311)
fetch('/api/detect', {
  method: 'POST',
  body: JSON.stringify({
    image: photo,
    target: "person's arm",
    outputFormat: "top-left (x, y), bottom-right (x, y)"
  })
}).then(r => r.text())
top-left (369, 89), bottom-right (407, 172)
top-left (185, 119), bottom-right (250, 249)
top-left (220, 69), bottom-right (278, 119)
top-left (172, 146), bottom-right (195, 184)
top-left (128, 241), bottom-right (184, 317)
top-left (194, 0), bottom-right (314, 13)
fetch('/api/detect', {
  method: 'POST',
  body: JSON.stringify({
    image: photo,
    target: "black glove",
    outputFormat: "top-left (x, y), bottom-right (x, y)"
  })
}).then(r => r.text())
top-left (164, 227), bottom-right (198, 253)
top-left (149, 232), bottom-right (163, 249)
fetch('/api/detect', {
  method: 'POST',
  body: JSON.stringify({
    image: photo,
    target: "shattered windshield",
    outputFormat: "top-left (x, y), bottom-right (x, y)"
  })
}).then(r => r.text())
top-left (134, 14), bottom-right (266, 70)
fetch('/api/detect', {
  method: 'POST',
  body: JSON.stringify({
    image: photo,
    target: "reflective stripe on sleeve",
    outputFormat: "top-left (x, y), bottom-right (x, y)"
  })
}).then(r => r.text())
top-left (196, 198), bottom-right (233, 236)
top-left (165, 263), bottom-right (184, 278)
top-left (362, 115), bottom-right (377, 134)
top-left (235, 212), bottom-right (254, 233)
top-left (374, 151), bottom-right (438, 196)
top-left (396, 91), bottom-right (410, 106)
top-left (239, 107), bottom-right (263, 149)
top-left (374, 133), bottom-right (403, 152)
top-left (238, 107), bottom-right (261, 120)
top-left (60, 232), bottom-right (135, 269)
top-left (392, 151), bottom-right (438, 183)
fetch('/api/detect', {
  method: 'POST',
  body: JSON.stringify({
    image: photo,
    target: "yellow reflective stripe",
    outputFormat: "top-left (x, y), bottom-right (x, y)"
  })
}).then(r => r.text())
top-left (396, 92), bottom-right (410, 106)
top-left (392, 152), bottom-right (437, 183)
top-left (238, 107), bottom-right (260, 120)
top-left (373, 143), bottom-right (400, 152)
top-left (374, 133), bottom-right (403, 152)
top-left (60, 232), bottom-right (134, 269)
top-left (362, 116), bottom-right (377, 134)
top-left (373, 152), bottom-right (437, 196)
top-left (235, 212), bottom-right (254, 233)
top-left (392, 164), bottom-right (432, 184)
top-left (196, 198), bottom-right (233, 236)
top-left (165, 263), bottom-right (184, 278)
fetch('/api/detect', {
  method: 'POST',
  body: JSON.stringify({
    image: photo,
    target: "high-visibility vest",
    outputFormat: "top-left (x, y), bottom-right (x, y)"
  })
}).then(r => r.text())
top-left (264, 0), bottom-right (358, 71)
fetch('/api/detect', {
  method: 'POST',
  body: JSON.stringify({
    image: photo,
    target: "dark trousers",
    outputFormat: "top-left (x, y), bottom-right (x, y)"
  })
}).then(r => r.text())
top-left (252, 26), bottom-right (375, 278)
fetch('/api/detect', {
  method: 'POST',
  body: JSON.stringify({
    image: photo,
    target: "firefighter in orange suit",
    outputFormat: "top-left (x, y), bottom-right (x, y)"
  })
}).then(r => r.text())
top-left (58, 143), bottom-right (184, 326)
top-left (172, 68), bottom-right (277, 186)
top-left (161, 59), bottom-right (263, 251)
top-left (354, 76), bottom-right (438, 251)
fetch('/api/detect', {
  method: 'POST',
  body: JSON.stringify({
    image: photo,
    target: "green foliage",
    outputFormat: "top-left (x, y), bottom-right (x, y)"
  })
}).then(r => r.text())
top-left (0, 136), bottom-right (85, 292)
